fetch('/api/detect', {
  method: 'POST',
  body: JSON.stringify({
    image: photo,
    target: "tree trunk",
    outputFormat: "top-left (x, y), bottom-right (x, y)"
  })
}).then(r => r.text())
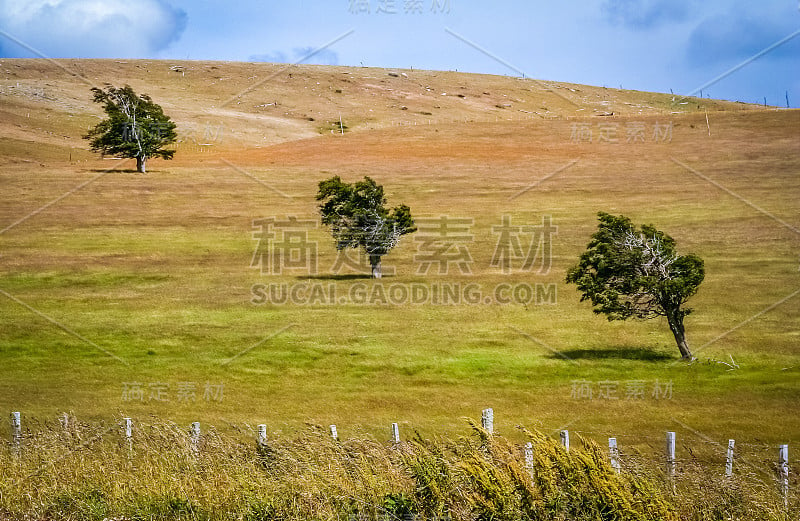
top-left (666, 310), bottom-right (693, 360)
top-left (369, 254), bottom-right (382, 279)
top-left (136, 156), bottom-right (146, 173)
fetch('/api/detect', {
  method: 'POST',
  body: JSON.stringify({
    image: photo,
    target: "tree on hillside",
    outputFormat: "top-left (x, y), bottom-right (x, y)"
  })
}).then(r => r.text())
top-left (566, 212), bottom-right (705, 359)
top-left (85, 84), bottom-right (177, 173)
top-left (317, 176), bottom-right (416, 279)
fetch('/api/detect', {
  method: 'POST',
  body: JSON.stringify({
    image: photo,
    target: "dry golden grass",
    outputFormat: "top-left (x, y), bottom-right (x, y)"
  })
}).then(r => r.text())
top-left (2, 417), bottom-right (796, 520)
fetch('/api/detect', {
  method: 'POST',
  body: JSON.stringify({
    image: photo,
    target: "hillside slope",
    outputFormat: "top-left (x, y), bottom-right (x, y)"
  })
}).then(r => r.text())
top-left (0, 59), bottom-right (764, 162)
top-left (0, 60), bottom-right (798, 444)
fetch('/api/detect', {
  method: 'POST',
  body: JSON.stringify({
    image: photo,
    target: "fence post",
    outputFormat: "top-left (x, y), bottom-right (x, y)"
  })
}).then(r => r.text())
top-left (524, 441), bottom-right (534, 472)
top-left (190, 422), bottom-right (201, 453)
top-left (779, 444), bottom-right (789, 511)
top-left (481, 408), bottom-right (493, 434)
top-left (609, 437), bottom-right (620, 473)
top-left (391, 423), bottom-right (400, 444)
top-left (666, 431), bottom-right (676, 479)
top-left (257, 424), bottom-right (267, 447)
top-left (329, 424), bottom-right (338, 441)
top-left (10, 412), bottom-right (21, 455)
top-left (725, 439), bottom-right (735, 477)
top-left (123, 417), bottom-right (133, 452)
top-left (560, 430), bottom-right (569, 452)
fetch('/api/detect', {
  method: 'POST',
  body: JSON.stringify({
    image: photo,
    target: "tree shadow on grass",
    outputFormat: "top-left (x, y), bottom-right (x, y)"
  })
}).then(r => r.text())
top-left (299, 274), bottom-right (385, 281)
top-left (553, 347), bottom-right (674, 362)
top-left (88, 168), bottom-right (142, 174)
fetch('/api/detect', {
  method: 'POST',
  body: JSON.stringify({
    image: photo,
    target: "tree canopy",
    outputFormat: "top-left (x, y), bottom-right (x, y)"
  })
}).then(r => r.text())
top-left (85, 84), bottom-right (177, 173)
top-left (566, 212), bottom-right (705, 359)
top-left (317, 176), bottom-right (416, 278)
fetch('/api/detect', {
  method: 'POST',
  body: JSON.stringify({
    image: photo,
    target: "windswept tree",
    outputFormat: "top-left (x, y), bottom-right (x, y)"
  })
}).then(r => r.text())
top-left (85, 84), bottom-right (177, 173)
top-left (317, 176), bottom-right (416, 278)
top-left (566, 212), bottom-right (705, 359)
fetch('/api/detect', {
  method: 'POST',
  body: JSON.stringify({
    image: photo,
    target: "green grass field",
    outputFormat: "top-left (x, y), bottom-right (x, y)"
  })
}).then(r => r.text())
top-left (1, 61), bottom-right (799, 462)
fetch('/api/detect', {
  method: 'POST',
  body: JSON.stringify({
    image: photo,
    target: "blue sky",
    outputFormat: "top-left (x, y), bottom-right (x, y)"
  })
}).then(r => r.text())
top-left (1, 0), bottom-right (799, 106)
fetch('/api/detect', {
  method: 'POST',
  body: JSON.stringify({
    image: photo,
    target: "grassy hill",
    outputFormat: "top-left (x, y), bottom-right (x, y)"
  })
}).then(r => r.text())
top-left (1, 59), bottom-right (798, 456)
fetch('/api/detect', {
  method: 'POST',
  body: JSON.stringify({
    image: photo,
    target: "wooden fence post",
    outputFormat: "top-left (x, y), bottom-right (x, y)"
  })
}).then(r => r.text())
top-left (609, 437), bottom-right (620, 473)
top-left (190, 422), bottom-right (201, 453)
top-left (779, 444), bottom-right (789, 511)
top-left (560, 430), bottom-right (569, 452)
top-left (10, 412), bottom-right (21, 455)
top-left (481, 408), bottom-right (493, 434)
top-left (725, 439), bottom-right (735, 477)
top-left (257, 424), bottom-right (267, 447)
top-left (666, 431), bottom-right (676, 480)
top-left (391, 423), bottom-right (400, 444)
top-left (329, 424), bottom-right (338, 441)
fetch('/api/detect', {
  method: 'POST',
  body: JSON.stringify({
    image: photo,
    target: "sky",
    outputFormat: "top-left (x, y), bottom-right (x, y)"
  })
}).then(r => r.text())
top-left (0, 0), bottom-right (799, 107)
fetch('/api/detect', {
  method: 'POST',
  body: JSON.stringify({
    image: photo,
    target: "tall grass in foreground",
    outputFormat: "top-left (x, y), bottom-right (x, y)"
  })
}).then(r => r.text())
top-left (0, 418), bottom-right (795, 520)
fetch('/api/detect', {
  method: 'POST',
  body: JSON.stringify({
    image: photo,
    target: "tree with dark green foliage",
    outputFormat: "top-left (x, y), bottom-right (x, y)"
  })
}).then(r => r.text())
top-left (566, 212), bottom-right (705, 359)
top-left (85, 84), bottom-right (177, 173)
top-left (317, 176), bottom-right (416, 278)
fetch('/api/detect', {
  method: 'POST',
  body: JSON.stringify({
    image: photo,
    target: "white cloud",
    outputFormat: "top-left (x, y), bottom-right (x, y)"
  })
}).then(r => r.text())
top-left (0, 0), bottom-right (187, 58)
top-left (249, 51), bottom-right (288, 63)
top-left (687, 11), bottom-right (800, 66)
top-left (292, 47), bottom-right (338, 66)
top-left (249, 48), bottom-right (339, 66)
top-left (601, 0), bottom-right (690, 29)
